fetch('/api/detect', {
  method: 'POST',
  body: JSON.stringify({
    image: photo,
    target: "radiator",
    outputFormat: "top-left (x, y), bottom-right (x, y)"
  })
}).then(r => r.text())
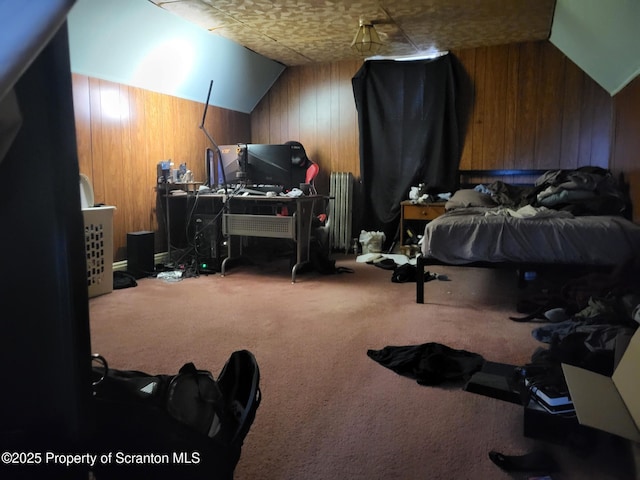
top-left (328, 172), bottom-right (354, 252)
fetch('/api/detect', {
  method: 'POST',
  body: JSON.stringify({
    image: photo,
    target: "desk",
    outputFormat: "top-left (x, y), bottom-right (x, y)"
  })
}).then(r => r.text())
top-left (220, 195), bottom-right (320, 283)
top-left (174, 181), bottom-right (203, 193)
top-left (159, 191), bottom-right (321, 282)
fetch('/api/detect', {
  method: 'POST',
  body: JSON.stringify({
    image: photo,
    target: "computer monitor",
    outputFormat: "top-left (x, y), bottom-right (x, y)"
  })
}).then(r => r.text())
top-left (205, 148), bottom-right (215, 186)
top-left (245, 144), bottom-right (293, 187)
top-left (217, 144), bottom-right (243, 185)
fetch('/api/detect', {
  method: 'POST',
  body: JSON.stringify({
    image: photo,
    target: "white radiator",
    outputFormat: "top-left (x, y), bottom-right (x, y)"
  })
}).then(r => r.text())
top-left (329, 172), bottom-right (354, 252)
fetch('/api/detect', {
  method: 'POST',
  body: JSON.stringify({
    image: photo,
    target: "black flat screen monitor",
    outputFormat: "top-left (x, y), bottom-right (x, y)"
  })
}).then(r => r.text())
top-left (246, 144), bottom-right (293, 187)
top-left (216, 144), bottom-right (243, 185)
top-left (205, 148), bottom-right (215, 186)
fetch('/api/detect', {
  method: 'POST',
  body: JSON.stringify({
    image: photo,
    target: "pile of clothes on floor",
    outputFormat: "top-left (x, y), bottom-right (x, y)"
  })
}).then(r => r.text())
top-left (512, 258), bottom-right (639, 380)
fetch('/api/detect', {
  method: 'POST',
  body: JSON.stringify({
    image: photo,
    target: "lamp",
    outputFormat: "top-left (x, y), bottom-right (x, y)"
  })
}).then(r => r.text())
top-left (351, 18), bottom-right (383, 54)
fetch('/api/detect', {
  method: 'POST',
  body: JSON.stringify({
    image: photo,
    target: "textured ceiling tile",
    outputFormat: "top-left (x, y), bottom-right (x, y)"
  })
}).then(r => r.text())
top-left (152, 0), bottom-right (556, 65)
top-left (216, 23), bottom-right (313, 64)
top-left (153, 0), bottom-right (237, 29)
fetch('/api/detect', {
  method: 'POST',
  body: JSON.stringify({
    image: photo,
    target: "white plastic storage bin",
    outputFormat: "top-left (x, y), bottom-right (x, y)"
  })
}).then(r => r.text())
top-left (83, 206), bottom-right (116, 298)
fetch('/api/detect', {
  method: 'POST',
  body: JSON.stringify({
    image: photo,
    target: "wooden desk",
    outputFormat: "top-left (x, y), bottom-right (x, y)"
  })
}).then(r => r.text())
top-left (400, 200), bottom-right (446, 245)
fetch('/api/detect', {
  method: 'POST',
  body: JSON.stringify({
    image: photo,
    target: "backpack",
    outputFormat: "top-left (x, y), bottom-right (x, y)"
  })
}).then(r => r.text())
top-left (92, 359), bottom-right (225, 435)
top-left (90, 350), bottom-right (261, 479)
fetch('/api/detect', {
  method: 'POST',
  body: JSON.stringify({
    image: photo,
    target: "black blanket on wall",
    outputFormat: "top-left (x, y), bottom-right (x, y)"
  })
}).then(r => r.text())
top-left (352, 54), bottom-right (464, 246)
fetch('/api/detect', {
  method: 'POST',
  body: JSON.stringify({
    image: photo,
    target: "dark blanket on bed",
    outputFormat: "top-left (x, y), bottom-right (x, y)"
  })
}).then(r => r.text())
top-left (486, 166), bottom-right (628, 216)
top-left (367, 343), bottom-right (485, 386)
top-left (485, 180), bottom-right (536, 208)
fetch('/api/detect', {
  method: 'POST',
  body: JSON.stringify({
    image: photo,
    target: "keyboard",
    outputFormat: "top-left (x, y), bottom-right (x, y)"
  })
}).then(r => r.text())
top-left (250, 185), bottom-right (283, 193)
top-left (236, 184), bottom-right (284, 195)
top-left (237, 188), bottom-right (267, 196)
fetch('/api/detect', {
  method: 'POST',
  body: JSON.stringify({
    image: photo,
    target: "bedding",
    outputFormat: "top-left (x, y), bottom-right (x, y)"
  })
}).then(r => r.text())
top-left (416, 167), bottom-right (640, 303)
top-left (445, 189), bottom-right (498, 209)
top-left (421, 208), bottom-right (640, 266)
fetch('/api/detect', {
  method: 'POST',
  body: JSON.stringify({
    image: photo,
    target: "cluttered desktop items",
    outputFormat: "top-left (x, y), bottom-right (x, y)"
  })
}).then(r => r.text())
top-left (158, 140), bottom-right (324, 280)
top-left (157, 160), bottom-right (194, 184)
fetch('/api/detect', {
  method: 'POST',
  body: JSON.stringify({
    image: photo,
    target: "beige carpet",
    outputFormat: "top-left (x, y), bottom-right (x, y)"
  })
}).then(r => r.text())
top-left (88, 254), bottom-right (635, 479)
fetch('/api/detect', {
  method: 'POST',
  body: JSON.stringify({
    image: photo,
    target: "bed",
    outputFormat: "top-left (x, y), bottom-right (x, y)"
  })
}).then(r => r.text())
top-left (415, 168), bottom-right (640, 303)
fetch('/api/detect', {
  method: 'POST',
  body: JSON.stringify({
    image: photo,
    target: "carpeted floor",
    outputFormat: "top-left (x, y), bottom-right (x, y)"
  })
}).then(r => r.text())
top-left (88, 254), bottom-right (636, 479)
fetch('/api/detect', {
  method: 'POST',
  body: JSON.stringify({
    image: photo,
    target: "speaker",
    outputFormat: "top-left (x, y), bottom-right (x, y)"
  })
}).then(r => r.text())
top-left (127, 231), bottom-right (155, 279)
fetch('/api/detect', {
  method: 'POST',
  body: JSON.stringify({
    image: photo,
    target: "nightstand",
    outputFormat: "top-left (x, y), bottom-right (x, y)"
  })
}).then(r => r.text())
top-left (400, 200), bottom-right (446, 246)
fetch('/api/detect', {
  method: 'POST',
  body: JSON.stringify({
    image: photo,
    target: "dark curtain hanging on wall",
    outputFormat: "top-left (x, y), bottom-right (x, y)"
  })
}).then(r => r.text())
top-left (352, 54), bottom-right (464, 247)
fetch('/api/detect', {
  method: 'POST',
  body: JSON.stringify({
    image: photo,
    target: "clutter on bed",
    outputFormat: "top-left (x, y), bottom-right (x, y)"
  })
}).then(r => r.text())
top-left (445, 166), bottom-right (628, 216)
top-left (445, 188), bottom-right (499, 209)
top-left (416, 167), bottom-right (640, 304)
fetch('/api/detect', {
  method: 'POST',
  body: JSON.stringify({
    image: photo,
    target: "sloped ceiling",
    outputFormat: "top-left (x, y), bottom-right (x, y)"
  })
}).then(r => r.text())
top-left (68, 0), bottom-right (286, 114)
top-left (550, 0), bottom-right (640, 95)
top-left (148, 0), bottom-right (556, 66)
top-left (0, 0), bottom-right (76, 100)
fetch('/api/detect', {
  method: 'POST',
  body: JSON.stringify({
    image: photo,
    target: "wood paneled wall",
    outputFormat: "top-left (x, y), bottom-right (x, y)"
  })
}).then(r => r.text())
top-left (72, 74), bottom-right (251, 261)
top-left (455, 42), bottom-right (612, 171)
top-left (612, 75), bottom-right (640, 222)
top-left (251, 60), bottom-right (362, 195)
top-left (72, 40), bottom-right (634, 263)
top-left (252, 41), bottom-right (613, 192)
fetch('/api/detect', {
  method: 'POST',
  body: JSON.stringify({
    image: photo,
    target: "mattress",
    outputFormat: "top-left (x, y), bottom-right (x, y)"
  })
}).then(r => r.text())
top-left (421, 207), bottom-right (640, 266)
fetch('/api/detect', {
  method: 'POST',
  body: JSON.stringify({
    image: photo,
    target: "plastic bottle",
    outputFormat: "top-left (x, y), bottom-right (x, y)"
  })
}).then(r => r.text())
top-left (351, 238), bottom-right (359, 255)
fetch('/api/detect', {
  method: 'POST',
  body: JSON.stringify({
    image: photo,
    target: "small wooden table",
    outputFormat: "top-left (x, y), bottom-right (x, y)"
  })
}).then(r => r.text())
top-left (400, 200), bottom-right (446, 246)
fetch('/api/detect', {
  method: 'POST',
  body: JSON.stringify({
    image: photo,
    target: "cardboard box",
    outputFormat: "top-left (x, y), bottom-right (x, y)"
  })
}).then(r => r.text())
top-left (561, 329), bottom-right (640, 442)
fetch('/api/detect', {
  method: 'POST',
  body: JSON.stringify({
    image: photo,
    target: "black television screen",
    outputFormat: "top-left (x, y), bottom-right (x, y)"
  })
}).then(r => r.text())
top-left (246, 144), bottom-right (293, 187)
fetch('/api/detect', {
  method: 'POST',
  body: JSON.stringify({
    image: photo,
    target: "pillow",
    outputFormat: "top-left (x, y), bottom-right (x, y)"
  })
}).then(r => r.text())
top-left (445, 189), bottom-right (497, 210)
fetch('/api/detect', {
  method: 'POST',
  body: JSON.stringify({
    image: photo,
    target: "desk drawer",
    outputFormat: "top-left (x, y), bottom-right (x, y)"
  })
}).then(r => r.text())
top-left (403, 204), bottom-right (445, 221)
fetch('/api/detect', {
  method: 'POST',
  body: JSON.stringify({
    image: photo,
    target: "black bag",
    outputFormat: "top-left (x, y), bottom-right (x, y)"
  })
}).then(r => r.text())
top-left (167, 362), bottom-right (226, 438)
top-left (90, 350), bottom-right (261, 480)
top-left (217, 349), bottom-right (262, 447)
top-left (391, 264), bottom-right (417, 282)
top-left (113, 270), bottom-right (138, 289)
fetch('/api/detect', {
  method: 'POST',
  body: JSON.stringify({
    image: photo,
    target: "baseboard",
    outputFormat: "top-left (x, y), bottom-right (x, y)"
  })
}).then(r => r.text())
top-left (112, 260), bottom-right (128, 272)
top-left (113, 252), bottom-right (168, 272)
